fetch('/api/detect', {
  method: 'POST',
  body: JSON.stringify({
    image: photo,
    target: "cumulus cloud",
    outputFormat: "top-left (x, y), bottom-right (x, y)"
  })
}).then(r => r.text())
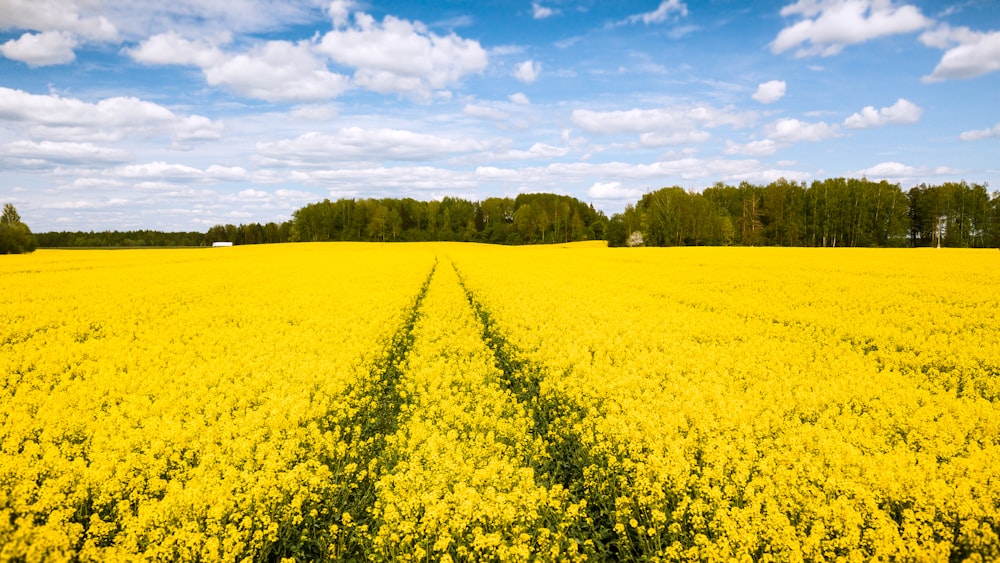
top-left (508, 92), bottom-right (531, 105)
top-left (766, 117), bottom-right (839, 142)
top-left (572, 105), bottom-right (754, 135)
top-left (0, 31), bottom-right (78, 66)
top-left (206, 40), bottom-right (349, 102)
top-left (464, 104), bottom-right (510, 121)
top-left (256, 128), bottom-right (488, 166)
top-left (844, 98), bottom-right (922, 128)
top-left (513, 59), bottom-right (542, 83)
top-left (483, 142), bottom-right (570, 161)
top-left (752, 80), bottom-right (787, 104)
top-left (292, 165), bottom-right (478, 192)
top-left (0, 87), bottom-right (223, 143)
top-left (206, 165), bottom-right (250, 181)
top-left (920, 24), bottom-right (1000, 81)
top-left (114, 161), bottom-right (204, 179)
top-left (532, 2), bottom-right (557, 19)
top-left (622, 0), bottom-right (688, 25)
top-left (0, 140), bottom-right (130, 165)
top-left (129, 7), bottom-right (488, 102)
top-left (289, 104), bottom-right (339, 121)
top-left (959, 122), bottom-right (1000, 141)
top-left (772, 0), bottom-right (931, 57)
top-left (472, 158), bottom-right (810, 190)
top-left (317, 11), bottom-right (488, 99)
top-left (725, 139), bottom-right (779, 156)
top-left (0, 0), bottom-right (117, 66)
top-left (639, 131), bottom-right (712, 146)
top-left (0, 0), bottom-right (117, 40)
top-left (126, 31), bottom-right (226, 67)
top-left (328, 0), bottom-right (355, 27)
top-left (129, 34), bottom-right (349, 102)
top-left (853, 161), bottom-right (960, 179)
top-left (588, 181), bottom-right (643, 200)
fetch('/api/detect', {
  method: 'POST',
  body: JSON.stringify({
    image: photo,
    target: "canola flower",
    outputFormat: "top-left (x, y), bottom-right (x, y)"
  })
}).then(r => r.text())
top-left (2, 243), bottom-right (998, 562)
top-left (0, 244), bottom-right (436, 562)
top-left (451, 244), bottom-right (1000, 561)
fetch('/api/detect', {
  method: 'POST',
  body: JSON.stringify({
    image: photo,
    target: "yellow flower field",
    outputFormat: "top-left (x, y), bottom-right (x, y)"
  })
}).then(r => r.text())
top-left (1, 243), bottom-right (998, 562)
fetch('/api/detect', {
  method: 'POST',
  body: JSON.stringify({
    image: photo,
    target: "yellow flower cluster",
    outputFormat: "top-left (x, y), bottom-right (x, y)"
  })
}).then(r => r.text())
top-left (450, 244), bottom-right (1000, 561)
top-left (362, 262), bottom-right (587, 561)
top-left (0, 244), bottom-right (435, 562)
top-left (2, 243), bottom-right (998, 561)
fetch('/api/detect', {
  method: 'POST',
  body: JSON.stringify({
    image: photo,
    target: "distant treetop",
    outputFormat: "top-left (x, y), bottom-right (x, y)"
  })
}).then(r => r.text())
top-left (0, 203), bottom-right (37, 254)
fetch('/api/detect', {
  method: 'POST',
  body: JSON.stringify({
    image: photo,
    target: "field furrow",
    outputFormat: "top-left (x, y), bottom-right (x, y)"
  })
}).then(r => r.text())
top-left (359, 259), bottom-right (588, 562)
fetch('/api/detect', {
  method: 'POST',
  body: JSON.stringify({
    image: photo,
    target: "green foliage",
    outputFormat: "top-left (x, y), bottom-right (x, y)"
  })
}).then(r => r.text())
top-left (0, 203), bottom-right (37, 254)
top-left (289, 194), bottom-right (607, 245)
top-left (908, 182), bottom-right (996, 247)
top-left (633, 178), bottom-right (997, 248)
top-left (35, 230), bottom-right (207, 248)
top-left (202, 221), bottom-right (292, 246)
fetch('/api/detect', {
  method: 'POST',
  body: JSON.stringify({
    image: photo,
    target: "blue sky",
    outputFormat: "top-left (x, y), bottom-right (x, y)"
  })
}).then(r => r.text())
top-left (1, 0), bottom-right (998, 231)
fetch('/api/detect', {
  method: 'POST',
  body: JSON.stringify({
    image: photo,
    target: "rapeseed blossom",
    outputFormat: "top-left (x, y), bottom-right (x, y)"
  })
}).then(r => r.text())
top-left (1, 243), bottom-right (998, 561)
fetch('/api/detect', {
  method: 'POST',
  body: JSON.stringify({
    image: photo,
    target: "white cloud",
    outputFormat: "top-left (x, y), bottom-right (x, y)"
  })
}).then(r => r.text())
top-left (114, 161), bottom-right (204, 179)
top-left (513, 59), bottom-right (542, 84)
top-left (129, 7), bottom-right (488, 102)
top-left (844, 98), bottom-right (922, 128)
top-left (572, 105), bottom-right (754, 135)
top-left (856, 161), bottom-right (917, 177)
top-left (472, 158), bottom-right (811, 190)
top-left (497, 143), bottom-right (570, 161)
top-left (772, 0), bottom-right (931, 57)
top-left (639, 131), bottom-right (712, 146)
top-left (725, 139), bottom-right (778, 156)
top-left (920, 24), bottom-right (1000, 81)
top-left (919, 23), bottom-right (979, 49)
top-left (206, 40), bottom-right (349, 102)
top-left (288, 104), bottom-right (339, 121)
top-left (0, 0), bottom-right (117, 66)
top-left (752, 80), bottom-right (787, 104)
top-left (852, 161), bottom-right (960, 179)
top-left (293, 165), bottom-right (478, 192)
top-left (206, 165), bottom-right (250, 181)
top-left (256, 128), bottom-right (488, 166)
top-left (0, 140), bottom-right (130, 164)
top-left (464, 104), bottom-right (510, 120)
top-left (508, 92), bottom-right (531, 105)
top-left (767, 117), bottom-right (839, 142)
top-left (588, 181), bottom-right (643, 200)
top-left (0, 0), bottom-right (117, 40)
top-left (0, 87), bottom-right (223, 143)
top-left (532, 2), bottom-right (557, 19)
top-left (328, 0), bottom-right (356, 27)
top-left (523, 143), bottom-right (569, 158)
top-left (237, 188), bottom-right (270, 200)
top-left (317, 11), bottom-right (488, 99)
top-left (959, 122), bottom-right (1000, 141)
top-left (126, 31), bottom-right (226, 67)
top-left (129, 34), bottom-right (349, 102)
top-left (0, 31), bottom-right (78, 66)
top-left (623, 0), bottom-right (688, 25)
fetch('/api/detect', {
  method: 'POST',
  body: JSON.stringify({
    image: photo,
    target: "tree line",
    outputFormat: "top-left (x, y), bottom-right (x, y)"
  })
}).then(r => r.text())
top-left (16, 179), bottom-right (1000, 252)
top-left (287, 194), bottom-right (606, 244)
top-left (607, 179), bottom-right (999, 248)
top-left (35, 230), bottom-right (205, 248)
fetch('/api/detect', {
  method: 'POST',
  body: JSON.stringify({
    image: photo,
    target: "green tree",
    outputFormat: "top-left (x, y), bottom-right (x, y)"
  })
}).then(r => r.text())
top-left (0, 203), bottom-right (37, 254)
